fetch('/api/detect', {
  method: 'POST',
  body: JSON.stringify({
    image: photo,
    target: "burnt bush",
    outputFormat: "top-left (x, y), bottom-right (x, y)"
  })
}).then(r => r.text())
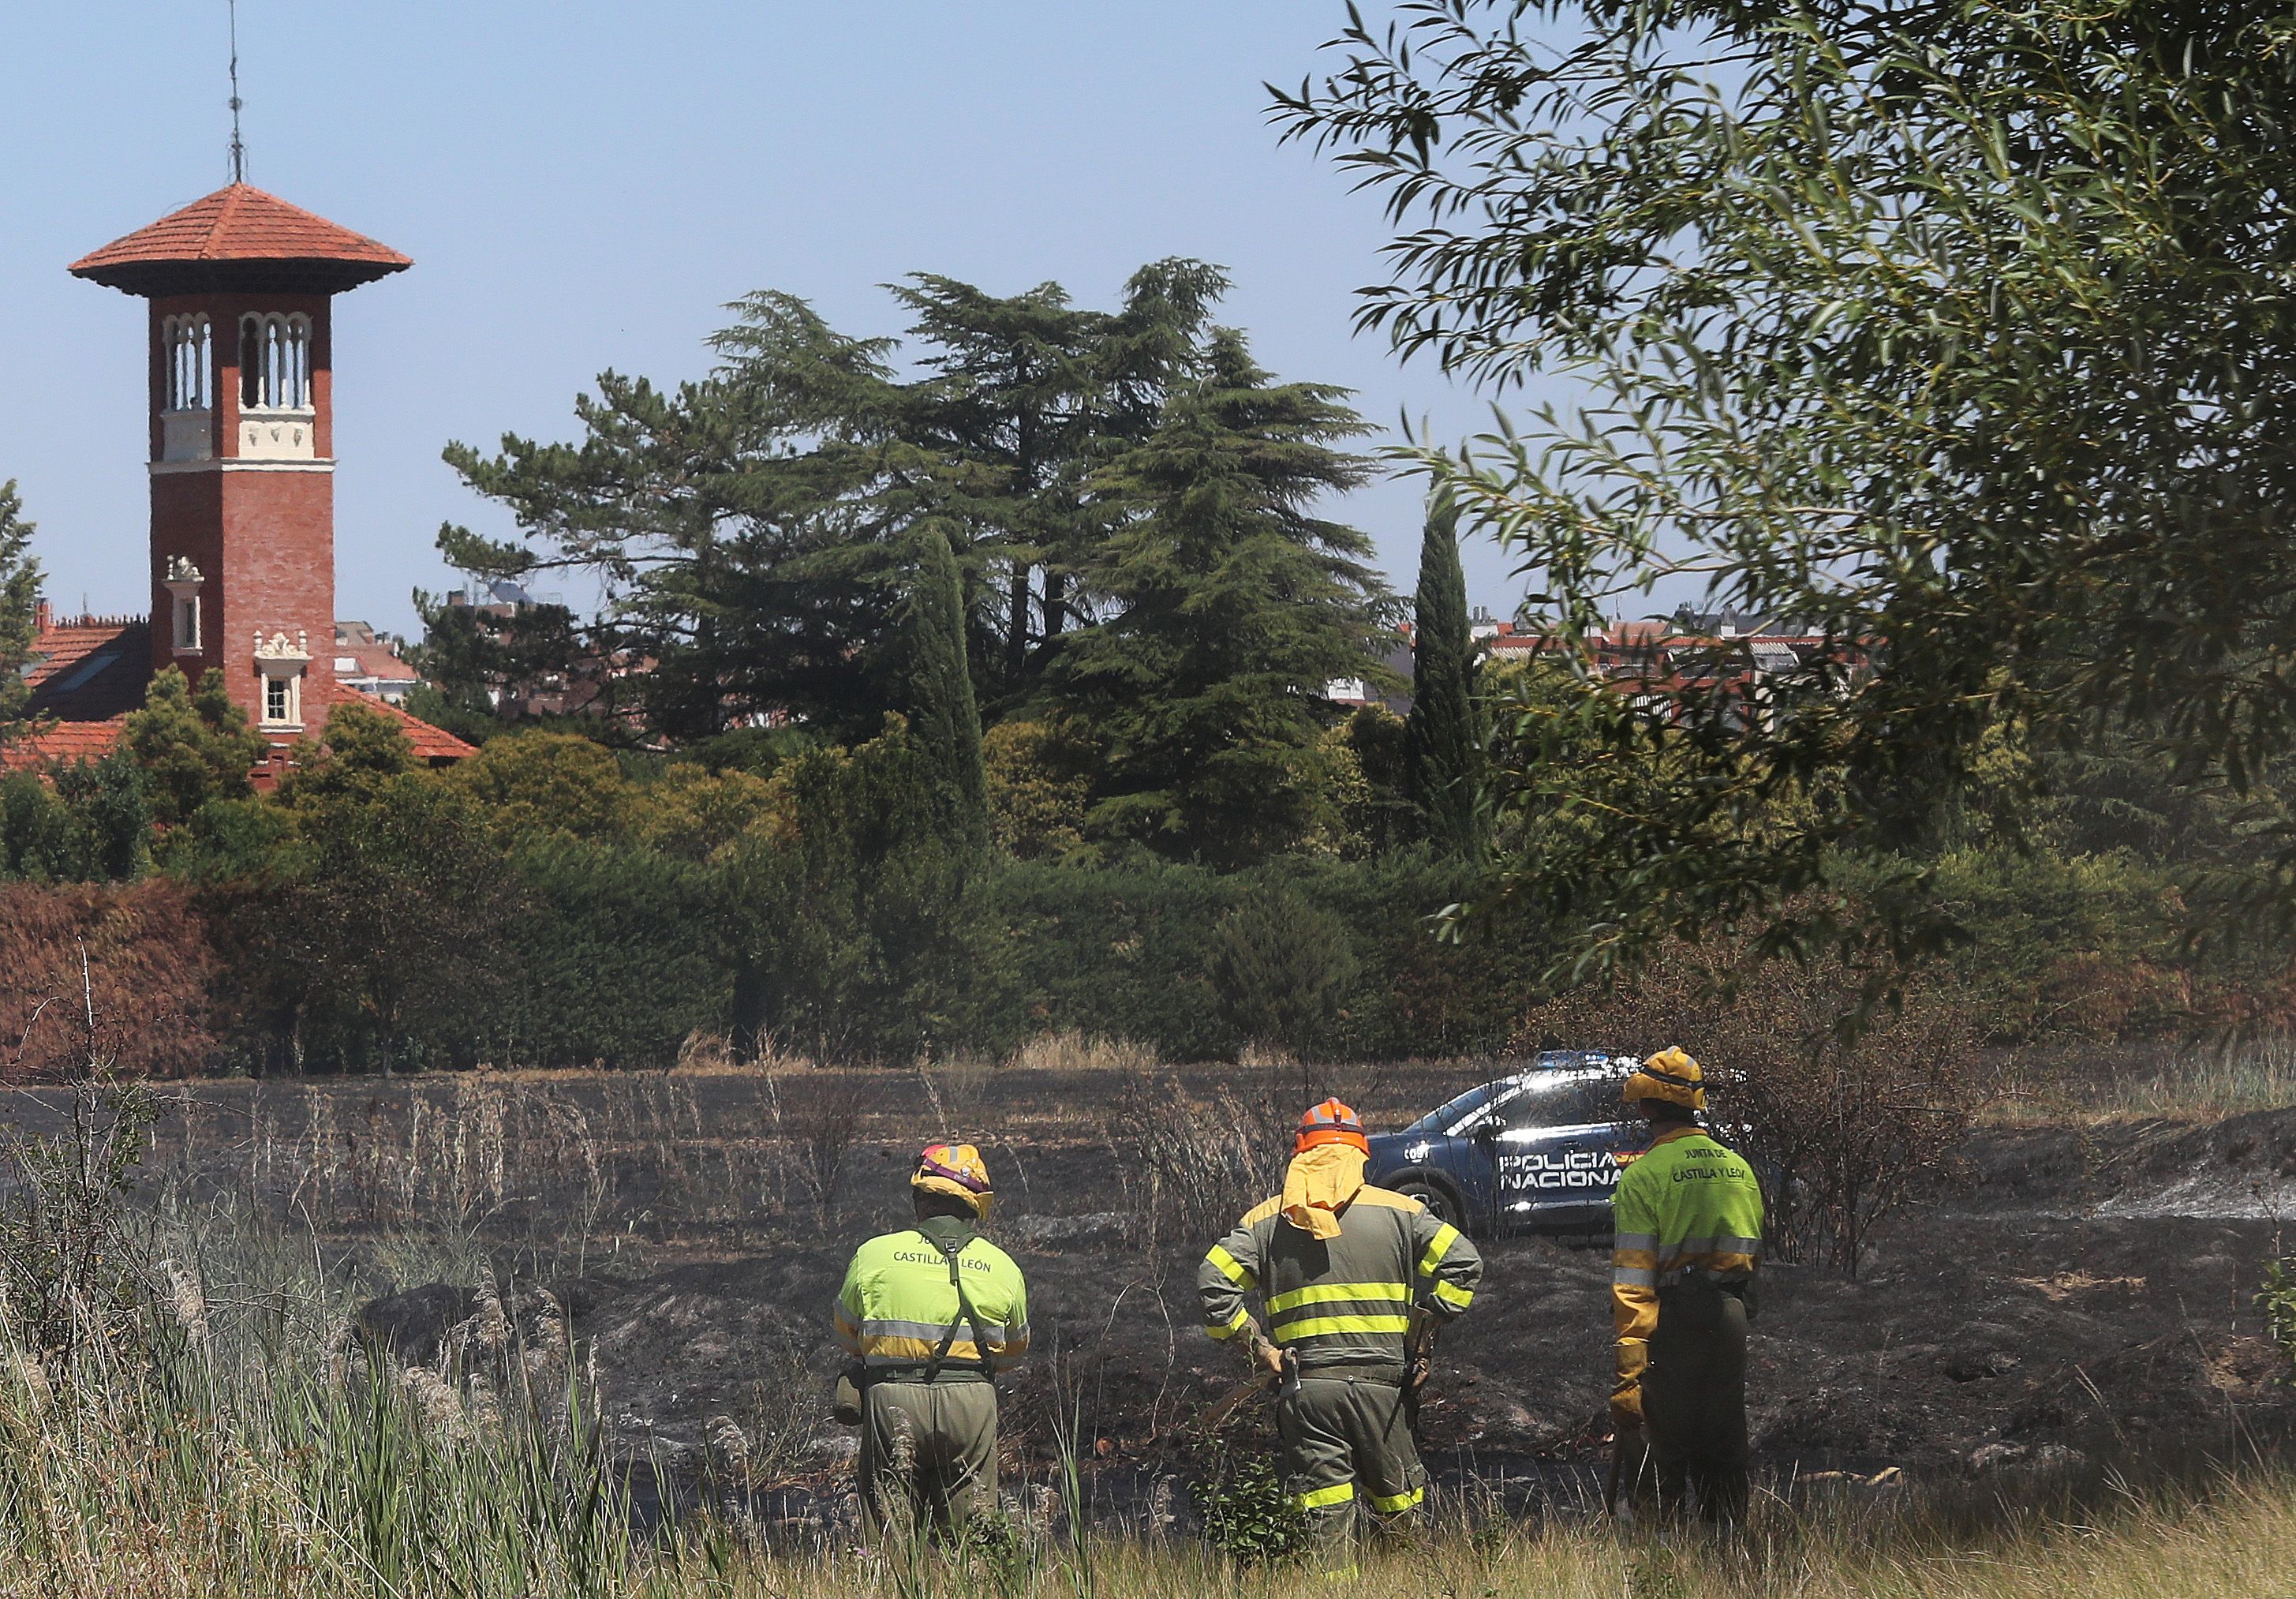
top-left (0, 881), bottom-right (218, 1080)
top-left (1524, 938), bottom-right (1977, 1274)
top-left (1102, 1071), bottom-right (1292, 1257)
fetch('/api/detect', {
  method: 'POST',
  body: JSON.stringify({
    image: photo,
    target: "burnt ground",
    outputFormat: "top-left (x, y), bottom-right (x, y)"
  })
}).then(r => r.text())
top-left (9, 1062), bottom-right (2294, 1526)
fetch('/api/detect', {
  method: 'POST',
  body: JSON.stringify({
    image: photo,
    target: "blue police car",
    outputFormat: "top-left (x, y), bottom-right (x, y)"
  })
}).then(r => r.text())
top-left (1367, 1050), bottom-right (1644, 1237)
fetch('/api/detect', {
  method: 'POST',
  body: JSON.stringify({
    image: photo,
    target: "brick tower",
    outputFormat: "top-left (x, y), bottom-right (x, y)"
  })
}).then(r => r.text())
top-left (66, 184), bottom-right (411, 747)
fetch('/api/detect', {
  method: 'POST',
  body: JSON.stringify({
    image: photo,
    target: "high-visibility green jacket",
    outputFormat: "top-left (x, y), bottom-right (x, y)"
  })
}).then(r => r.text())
top-left (1198, 1186), bottom-right (1482, 1371)
top-left (1610, 1124), bottom-right (1763, 1349)
top-left (834, 1217), bottom-right (1030, 1378)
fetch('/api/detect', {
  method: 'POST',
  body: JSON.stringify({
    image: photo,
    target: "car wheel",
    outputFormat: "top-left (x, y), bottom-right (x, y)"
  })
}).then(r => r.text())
top-left (1393, 1175), bottom-right (1467, 1230)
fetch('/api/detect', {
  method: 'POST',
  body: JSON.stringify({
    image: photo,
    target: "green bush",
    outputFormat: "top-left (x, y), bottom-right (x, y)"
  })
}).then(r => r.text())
top-left (494, 837), bottom-right (728, 1069)
top-left (2260, 1256), bottom-right (2296, 1381)
top-left (720, 721), bottom-right (1014, 1062)
top-left (1190, 1444), bottom-right (1307, 1567)
top-left (988, 859), bottom-right (1243, 1060)
top-left (1205, 880), bottom-right (1359, 1056)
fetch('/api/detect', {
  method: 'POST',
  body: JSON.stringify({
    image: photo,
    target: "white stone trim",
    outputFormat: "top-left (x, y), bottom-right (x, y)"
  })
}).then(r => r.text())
top-left (236, 405), bottom-right (318, 461)
top-left (148, 459), bottom-right (335, 476)
top-left (254, 631), bottom-right (310, 729)
top-left (163, 558), bottom-right (204, 654)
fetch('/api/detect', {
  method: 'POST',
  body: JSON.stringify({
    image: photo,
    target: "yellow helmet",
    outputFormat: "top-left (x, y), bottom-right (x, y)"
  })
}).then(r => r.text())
top-left (1623, 1047), bottom-right (1707, 1111)
top-left (913, 1143), bottom-right (993, 1216)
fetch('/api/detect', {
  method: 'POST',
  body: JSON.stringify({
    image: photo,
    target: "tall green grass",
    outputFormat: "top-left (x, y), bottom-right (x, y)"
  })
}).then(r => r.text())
top-left (0, 1267), bottom-right (2287, 1599)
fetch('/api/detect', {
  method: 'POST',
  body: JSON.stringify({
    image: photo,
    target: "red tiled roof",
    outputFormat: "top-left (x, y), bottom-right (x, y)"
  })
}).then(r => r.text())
top-left (24, 619), bottom-right (152, 725)
top-left (335, 639), bottom-right (419, 681)
top-left (356, 693), bottom-right (477, 764)
top-left (1, 717), bottom-right (129, 770)
top-left (6, 614), bottom-right (469, 769)
top-left (70, 185), bottom-right (411, 297)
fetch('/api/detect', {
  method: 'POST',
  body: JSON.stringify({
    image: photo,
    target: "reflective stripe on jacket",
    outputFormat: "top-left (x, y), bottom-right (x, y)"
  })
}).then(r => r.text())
top-left (1609, 1125), bottom-right (1764, 1345)
top-left (834, 1222), bottom-right (1030, 1372)
top-left (1198, 1185), bottom-right (1482, 1369)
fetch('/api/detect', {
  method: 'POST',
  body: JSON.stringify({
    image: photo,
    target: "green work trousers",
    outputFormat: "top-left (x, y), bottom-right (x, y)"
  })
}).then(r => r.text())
top-left (858, 1377), bottom-right (998, 1538)
top-left (1276, 1370), bottom-right (1427, 1575)
top-left (1640, 1290), bottom-right (1750, 1525)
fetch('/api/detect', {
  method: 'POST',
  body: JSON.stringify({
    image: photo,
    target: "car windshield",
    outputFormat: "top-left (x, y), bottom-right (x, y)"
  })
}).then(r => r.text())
top-left (1417, 1082), bottom-right (1494, 1131)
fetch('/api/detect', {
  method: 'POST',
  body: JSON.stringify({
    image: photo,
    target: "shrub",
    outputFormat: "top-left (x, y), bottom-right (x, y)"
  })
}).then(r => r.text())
top-left (721, 720), bottom-right (1012, 1062)
top-left (1204, 880), bottom-right (1359, 1058)
top-left (989, 859), bottom-right (1241, 1060)
top-left (0, 881), bottom-right (219, 1080)
top-left (1300, 850), bottom-right (1545, 1059)
top-left (446, 729), bottom-right (641, 844)
top-left (220, 773), bottom-right (523, 1073)
top-left (982, 720), bottom-right (1093, 862)
top-left (2261, 1256), bottom-right (2296, 1381)
top-left (45, 755), bottom-right (150, 882)
top-left (1191, 1444), bottom-right (1307, 1567)
top-left (1523, 937), bottom-right (1978, 1274)
top-left (118, 665), bottom-right (266, 828)
top-left (493, 837), bottom-right (727, 1069)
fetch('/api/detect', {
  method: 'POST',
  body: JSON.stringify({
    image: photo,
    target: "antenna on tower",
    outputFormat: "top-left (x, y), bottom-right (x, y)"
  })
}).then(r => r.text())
top-left (226, 0), bottom-right (246, 184)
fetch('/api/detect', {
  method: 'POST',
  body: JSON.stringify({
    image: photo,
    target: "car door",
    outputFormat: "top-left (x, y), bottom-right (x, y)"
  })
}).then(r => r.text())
top-left (1485, 1062), bottom-right (1639, 1234)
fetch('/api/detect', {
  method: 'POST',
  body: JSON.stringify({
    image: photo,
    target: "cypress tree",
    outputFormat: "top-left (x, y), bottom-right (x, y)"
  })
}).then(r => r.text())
top-left (0, 482), bottom-right (45, 742)
top-left (1405, 492), bottom-right (1486, 858)
top-left (905, 525), bottom-right (989, 854)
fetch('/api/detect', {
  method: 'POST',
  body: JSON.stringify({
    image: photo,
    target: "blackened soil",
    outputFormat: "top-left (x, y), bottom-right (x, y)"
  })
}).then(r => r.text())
top-left (9, 1068), bottom-right (2291, 1518)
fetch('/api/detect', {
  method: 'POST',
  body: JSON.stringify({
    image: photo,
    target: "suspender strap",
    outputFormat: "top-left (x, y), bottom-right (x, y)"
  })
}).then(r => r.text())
top-left (919, 1228), bottom-right (997, 1382)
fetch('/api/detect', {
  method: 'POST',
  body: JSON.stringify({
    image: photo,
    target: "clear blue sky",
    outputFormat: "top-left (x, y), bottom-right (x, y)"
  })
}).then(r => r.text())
top-left (0, 2), bottom-right (1552, 637)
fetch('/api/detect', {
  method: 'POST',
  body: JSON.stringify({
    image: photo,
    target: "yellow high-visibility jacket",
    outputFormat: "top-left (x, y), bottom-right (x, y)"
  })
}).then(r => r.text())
top-left (1198, 1186), bottom-right (1482, 1370)
top-left (1610, 1125), bottom-right (1763, 1397)
top-left (834, 1219), bottom-right (1030, 1378)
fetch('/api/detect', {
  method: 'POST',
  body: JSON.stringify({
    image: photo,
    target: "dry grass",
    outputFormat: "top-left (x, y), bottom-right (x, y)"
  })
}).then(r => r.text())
top-left (1981, 1035), bottom-right (2296, 1125)
top-left (1004, 1031), bottom-right (1161, 1076)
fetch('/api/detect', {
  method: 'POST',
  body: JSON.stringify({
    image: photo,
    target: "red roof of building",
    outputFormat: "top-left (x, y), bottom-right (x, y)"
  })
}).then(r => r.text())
top-left (24, 618), bottom-right (153, 721)
top-left (70, 184), bottom-right (412, 298)
top-left (335, 637), bottom-right (420, 683)
top-left (359, 693), bottom-right (477, 763)
top-left (3, 717), bottom-right (131, 769)
top-left (3, 614), bottom-right (471, 770)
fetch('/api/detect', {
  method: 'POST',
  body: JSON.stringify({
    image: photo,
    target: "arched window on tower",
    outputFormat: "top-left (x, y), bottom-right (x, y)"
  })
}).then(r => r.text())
top-left (161, 316), bottom-right (211, 412)
top-left (238, 313), bottom-right (311, 410)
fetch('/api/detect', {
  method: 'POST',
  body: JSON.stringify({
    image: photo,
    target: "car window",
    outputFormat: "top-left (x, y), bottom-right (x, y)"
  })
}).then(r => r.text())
top-left (1491, 1065), bottom-right (1626, 1129)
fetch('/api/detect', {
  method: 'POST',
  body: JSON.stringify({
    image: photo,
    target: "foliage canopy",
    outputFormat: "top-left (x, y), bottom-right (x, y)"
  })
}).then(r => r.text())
top-left (1277, 0), bottom-right (2296, 979)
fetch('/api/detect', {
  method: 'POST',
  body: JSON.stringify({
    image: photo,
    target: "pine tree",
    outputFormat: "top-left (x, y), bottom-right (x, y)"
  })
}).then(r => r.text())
top-left (903, 525), bottom-right (989, 854)
top-left (1405, 492), bottom-right (1486, 858)
top-left (0, 482), bottom-right (47, 738)
top-left (892, 260), bottom-right (1226, 696)
top-left (1052, 329), bottom-right (1392, 866)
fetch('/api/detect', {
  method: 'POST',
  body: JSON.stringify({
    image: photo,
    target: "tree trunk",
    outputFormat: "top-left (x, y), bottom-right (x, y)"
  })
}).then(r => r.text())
top-left (1006, 567), bottom-right (1031, 680)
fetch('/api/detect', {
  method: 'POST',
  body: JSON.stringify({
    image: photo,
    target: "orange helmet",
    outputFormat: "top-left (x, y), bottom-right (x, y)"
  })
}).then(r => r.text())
top-left (1296, 1099), bottom-right (1369, 1155)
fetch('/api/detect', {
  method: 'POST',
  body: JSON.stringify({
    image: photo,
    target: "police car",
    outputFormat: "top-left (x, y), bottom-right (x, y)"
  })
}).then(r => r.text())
top-left (1367, 1051), bottom-right (1645, 1237)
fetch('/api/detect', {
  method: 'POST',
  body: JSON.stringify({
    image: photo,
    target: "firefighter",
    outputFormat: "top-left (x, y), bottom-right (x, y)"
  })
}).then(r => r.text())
top-left (833, 1144), bottom-right (1029, 1538)
top-left (1198, 1099), bottom-right (1483, 1575)
top-left (1609, 1048), bottom-right (1764, 1526)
